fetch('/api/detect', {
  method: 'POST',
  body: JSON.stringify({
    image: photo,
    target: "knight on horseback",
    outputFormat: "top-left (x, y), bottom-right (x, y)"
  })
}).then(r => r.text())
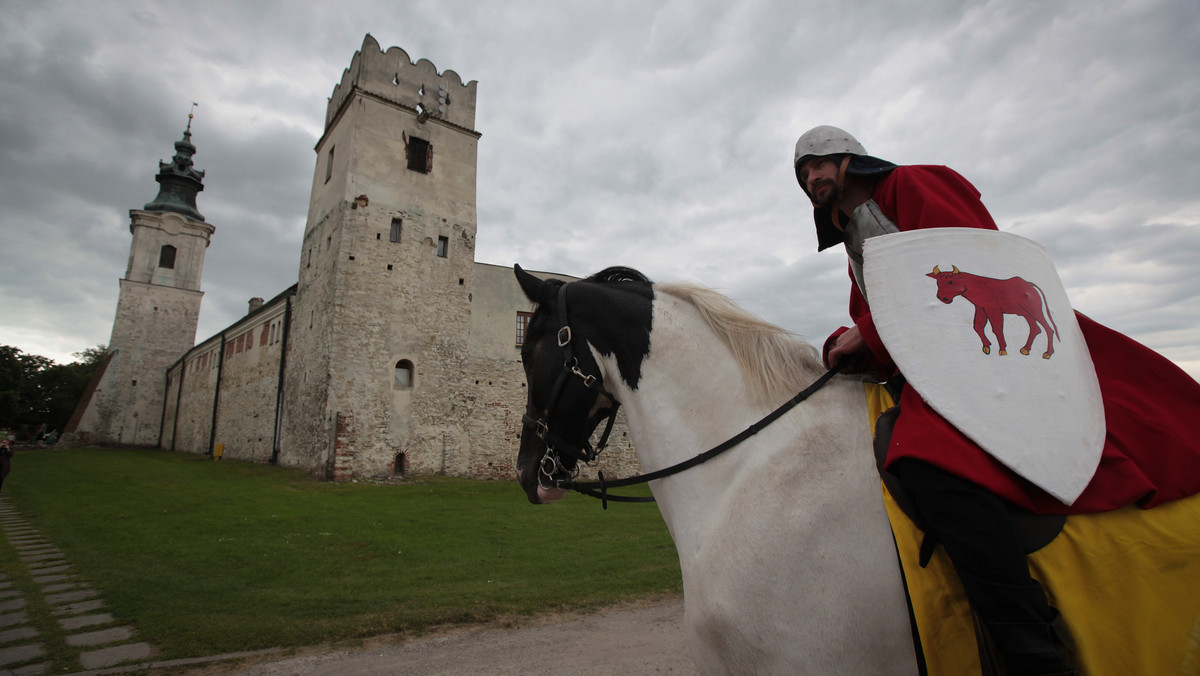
top-left (794, 125), bottom-right (1200, 675)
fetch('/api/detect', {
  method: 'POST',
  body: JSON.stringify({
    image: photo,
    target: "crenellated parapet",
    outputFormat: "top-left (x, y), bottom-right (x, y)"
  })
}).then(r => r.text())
top-left (325, 34), bottom-right (478, 133)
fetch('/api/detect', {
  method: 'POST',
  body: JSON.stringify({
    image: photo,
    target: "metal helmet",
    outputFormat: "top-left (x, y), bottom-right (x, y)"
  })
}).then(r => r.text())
top-left (792, 125), bottom-right (898, 251)
top-left (793, 125), bottom-right (867, 172)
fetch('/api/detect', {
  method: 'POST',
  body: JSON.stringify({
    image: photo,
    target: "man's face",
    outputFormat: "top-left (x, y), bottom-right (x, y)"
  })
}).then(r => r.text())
top-left (798, 156), bottom-right (840, 207)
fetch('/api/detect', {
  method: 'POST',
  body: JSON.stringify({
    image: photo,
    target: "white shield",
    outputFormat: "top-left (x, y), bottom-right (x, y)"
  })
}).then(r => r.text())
top-left (863, 228), bottom-right (1104, 505)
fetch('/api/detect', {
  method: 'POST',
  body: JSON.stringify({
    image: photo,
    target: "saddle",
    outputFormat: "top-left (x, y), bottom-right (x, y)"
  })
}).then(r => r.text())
top-left (872, 379), bottom-right (1066, 565)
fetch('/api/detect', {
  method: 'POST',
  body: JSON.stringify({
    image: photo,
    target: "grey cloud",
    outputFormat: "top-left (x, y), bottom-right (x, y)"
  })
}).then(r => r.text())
top-left (0, 0), bottom-right (1197, 382)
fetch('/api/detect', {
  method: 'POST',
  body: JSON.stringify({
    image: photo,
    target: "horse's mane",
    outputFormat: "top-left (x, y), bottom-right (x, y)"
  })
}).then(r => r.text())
top-left (655, 281), bottom-right (825, 406)
top-left (584, 266), bottom-right (654, 284)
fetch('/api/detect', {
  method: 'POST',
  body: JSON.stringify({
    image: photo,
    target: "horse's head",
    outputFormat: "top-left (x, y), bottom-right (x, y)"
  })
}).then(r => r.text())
top-left (926, 265), bottom-right (965, 304)
top-left (512, 264), bottom-right (653, 505)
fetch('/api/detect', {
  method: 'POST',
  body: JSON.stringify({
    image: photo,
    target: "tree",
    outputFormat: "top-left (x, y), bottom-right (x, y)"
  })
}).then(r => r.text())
top-left (0, 344), bottom-right (107, 439)
top-left (0, 346), bottom-right (21, 425)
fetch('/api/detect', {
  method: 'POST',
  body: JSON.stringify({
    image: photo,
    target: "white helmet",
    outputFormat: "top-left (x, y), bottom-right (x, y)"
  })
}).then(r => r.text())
top-left (793, 125), bottom-right (868, 171)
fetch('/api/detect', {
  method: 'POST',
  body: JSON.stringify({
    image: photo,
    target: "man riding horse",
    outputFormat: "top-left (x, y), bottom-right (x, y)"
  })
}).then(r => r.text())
top-left (793, 125), bottom-right (1200, 675)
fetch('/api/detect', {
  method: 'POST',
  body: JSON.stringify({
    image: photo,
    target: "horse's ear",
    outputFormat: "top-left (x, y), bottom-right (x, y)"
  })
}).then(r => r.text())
top-left (514, 264), bottom-right (544, 303)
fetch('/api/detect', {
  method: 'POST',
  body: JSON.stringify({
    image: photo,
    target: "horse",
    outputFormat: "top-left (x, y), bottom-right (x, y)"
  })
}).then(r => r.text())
top-left (512, 264), bottom-right (918, 674)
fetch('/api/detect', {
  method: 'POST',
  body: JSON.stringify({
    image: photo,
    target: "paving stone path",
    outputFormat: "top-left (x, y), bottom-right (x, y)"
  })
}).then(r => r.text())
top-left (0, 495), bottom-right (154, 674)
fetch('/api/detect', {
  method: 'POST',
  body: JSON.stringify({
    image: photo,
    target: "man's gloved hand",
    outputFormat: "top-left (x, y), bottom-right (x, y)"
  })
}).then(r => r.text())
top-left (824, 325), bottom-right (868, 372)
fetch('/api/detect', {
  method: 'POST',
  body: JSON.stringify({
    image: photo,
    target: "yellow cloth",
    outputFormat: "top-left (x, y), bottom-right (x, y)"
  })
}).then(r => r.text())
top-left (865, 383), bottom-right (1200, 676)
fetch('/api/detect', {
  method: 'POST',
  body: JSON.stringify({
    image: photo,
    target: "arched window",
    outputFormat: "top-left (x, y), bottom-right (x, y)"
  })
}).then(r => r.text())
top-left (158, 245), bottom-right (177, 269)
top-left (394, 360), bottom-right (414, 389)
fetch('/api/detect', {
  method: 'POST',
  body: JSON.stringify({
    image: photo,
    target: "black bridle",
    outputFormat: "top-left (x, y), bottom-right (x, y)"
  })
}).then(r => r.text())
top-left (522, 283), bottom-right (623, 491)
top-left (522, 281), bottom-right (841, 509)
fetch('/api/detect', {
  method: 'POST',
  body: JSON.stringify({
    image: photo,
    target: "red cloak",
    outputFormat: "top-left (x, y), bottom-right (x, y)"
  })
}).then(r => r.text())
top-left (834, 165), bottom-right (1200, 514)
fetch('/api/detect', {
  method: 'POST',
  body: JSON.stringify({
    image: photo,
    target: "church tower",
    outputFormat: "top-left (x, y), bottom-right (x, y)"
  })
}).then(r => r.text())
top-left (65, 115), bottom-right (214, 446)
top-left (281, 35), bottom-right (480, 478)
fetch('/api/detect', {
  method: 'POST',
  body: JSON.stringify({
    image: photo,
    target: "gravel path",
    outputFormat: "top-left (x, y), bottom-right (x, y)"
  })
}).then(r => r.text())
top-left (224, 600), bottom-right (697, 676)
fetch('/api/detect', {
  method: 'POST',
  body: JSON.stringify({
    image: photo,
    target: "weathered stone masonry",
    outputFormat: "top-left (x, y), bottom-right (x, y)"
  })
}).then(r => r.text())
top-left (69, 35), bottom-right (641, 484)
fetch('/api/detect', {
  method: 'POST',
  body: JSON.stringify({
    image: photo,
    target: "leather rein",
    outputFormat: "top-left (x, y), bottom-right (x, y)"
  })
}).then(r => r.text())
top-left (522, 282), bottom-right (841, 509)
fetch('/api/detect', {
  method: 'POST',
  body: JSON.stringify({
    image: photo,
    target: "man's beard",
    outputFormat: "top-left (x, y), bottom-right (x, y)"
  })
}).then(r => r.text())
top-left (810, 179), bottom-right (838, 208)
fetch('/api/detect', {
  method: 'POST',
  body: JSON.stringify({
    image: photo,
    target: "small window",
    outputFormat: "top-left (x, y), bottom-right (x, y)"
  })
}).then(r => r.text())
top-left (390, 218), bottom-right (402, 242)
top-left (407, 136), bottom-right (431, 173)
top-left (437, 236), bottom-right (449, 258)
top-left (394, 360), bottom-right (414, 389)
top-left (325, 145), bottom-right (335, 183)
top-left (158, 245), bottom-right (177, 269)
top-left (516, 312), bottom-right (533, 346)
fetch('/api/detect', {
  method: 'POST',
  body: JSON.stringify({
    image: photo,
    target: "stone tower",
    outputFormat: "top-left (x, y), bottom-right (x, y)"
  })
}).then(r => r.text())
top-left (281, 35), bottom-right (481, 479)
top-left (65, 116), bottom-right (214, 446)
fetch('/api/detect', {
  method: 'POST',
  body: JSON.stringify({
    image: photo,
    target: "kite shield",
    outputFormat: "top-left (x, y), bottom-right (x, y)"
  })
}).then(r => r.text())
top-left (863, 228), bottom-right (1104, 505)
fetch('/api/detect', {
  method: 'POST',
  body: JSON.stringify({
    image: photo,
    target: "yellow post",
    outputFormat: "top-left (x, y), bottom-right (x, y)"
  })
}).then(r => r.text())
top-left (213, 443), bottom-right (224, 460)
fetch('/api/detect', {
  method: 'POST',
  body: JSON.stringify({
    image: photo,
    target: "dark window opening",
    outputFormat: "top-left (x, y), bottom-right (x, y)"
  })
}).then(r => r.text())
top-left (394, 359), bottom-right (414, 389)
top-left (437, 236), bottom-right (449, 258)
top-left (390, 218), bottom-right (402, 242)
top-left (325, 145), bottom-right (335, 183)
top-left (158, 245), bottom-right (177, 269)
top-left (407, 136), bottom-right (432, 173)
top-left (516, 312), bottom-right (533, 346)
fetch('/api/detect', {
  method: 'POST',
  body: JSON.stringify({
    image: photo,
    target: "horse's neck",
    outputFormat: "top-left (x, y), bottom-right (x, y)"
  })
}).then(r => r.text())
top-left (597, 294), bottom-right (860, 557)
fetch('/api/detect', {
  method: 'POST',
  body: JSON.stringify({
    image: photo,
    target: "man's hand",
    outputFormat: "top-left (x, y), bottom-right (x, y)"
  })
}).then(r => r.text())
top-left (827, 325), bottom-right (867, 370)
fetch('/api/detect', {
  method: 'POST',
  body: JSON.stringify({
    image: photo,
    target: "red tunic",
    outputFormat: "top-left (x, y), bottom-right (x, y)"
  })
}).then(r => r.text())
top-left (838, 165), bottom-right (1200, 514)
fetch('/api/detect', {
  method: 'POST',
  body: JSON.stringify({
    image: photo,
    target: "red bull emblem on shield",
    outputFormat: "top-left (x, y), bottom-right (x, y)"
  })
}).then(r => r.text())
top-left (926, 266), bottom-right (1059, 359)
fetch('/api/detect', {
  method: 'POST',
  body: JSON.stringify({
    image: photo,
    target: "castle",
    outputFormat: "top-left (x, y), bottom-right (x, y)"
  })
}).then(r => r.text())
top-left (63, 35), bottom-right (637, 482)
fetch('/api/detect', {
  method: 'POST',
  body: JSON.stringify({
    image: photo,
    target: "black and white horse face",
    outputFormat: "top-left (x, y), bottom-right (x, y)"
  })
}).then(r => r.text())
top-left (514, 267), bottom-right (597, 503)
top-left (512, 265), bottom-right (654, 504)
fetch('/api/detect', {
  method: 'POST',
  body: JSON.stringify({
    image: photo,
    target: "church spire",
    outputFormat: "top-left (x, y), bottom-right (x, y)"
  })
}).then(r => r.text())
top-left (144, 105), bottom-right (206, 222)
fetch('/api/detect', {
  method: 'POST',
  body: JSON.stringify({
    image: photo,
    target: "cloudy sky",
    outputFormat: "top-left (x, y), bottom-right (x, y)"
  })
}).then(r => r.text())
top-left (1, 0), bottom-right (1197, 379)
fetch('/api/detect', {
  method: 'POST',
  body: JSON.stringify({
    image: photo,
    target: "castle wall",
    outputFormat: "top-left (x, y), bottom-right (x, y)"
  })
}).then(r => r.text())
top-left (211, 305), bottom-right (288, 463)
top-left (279, 200), bottom-right (342, 476)
top-left (162, 296), bottom-right (290, 463)
top-left (162, 340), bottom-right (218, 455)
top-left (90, 36), bottom-right (644, 488)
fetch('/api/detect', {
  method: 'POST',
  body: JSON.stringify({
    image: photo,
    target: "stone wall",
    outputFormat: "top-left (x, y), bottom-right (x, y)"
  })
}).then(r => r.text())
top-left (92, 36), bottom-right (645, 488)
top-left (162, 295), bottom-right (291, 462)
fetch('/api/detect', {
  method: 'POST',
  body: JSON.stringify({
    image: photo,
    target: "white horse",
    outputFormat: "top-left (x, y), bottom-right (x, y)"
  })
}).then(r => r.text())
top-left (513, 265), bottom-right (918, 675)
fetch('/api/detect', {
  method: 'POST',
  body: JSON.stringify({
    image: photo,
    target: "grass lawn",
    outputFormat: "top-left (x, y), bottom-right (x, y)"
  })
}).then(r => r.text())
top-left (0, 447), bottom-right (681, 663)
